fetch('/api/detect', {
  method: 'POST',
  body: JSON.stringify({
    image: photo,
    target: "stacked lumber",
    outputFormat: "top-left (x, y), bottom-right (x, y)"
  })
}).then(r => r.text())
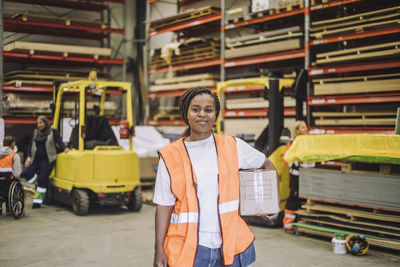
top-left (10, 11), bottom-right (105, 28)
top-left (294, 165), bottom-right (400, 252)
top-left (225, 26), bottom-right (303, 59)
top-left (4, 68), bottom-right (109, 87)
top-left (312, 111), bottom-right (397, 126)
top-left (149, 73), bottom-right (218, 92)
top-left (313, 73), bottom-right (400, 95)
top-left (311, 6), bottom-right (400, 40)
top-left (3, 41), bottom-right (111, 59)
top-left (313, 41), bottom-right (400, 66)
top-left (150, 38), bottom-right (220, 68)
top-left (149, 6), bottom-right (220, 32)
top-left (225, 96), bottom-right (295, 109)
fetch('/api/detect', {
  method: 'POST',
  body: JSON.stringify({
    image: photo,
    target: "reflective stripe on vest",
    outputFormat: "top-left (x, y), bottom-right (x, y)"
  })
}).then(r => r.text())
top-left (283, 209), bottom-right (296, 230)
top-left (0, 152), bottom-right (15, 177)
top-left (160, 134), bottom-right (254, 267)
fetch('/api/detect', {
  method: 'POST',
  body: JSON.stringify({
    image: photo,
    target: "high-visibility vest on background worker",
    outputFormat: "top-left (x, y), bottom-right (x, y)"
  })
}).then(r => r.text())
top-left (0, 152), bottom-right (16, 178)
top-left (159, 134), bottom-right (254, 267)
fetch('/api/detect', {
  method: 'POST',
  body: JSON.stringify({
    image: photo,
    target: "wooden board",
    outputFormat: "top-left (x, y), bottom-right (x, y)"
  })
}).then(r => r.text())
top-left (225, 38), bottom-right (302, 59)
top-left (313, 78), bottom-right (400, 95)
top-left (311, 18), bottom-right (400, 39)
top-left (312, 111), bottom-right (397, 117)
top-left (3, 41), bottom-right (111, 57)
top-left (296, 210), bottom-right (400, 232)
top-left (312, 6), bottom-right (399, 26)
top-left (149, 80), bottom-right (216, 92)
top-left (149, 6), bottom-right (220, 31)
top-left (11, 11), bottom-right (105, 28)
top-left (314, 41), bottom-right (400, 65)
top-left (225, 96), bottom-right (296, 109)
top-left (155, 73), bottom-right (218, 85)
top-left (312, 73), bottom-right (400, 83)
top-left (314, 118), bottom-right (395, 126)
top-left (226, 26), bottom-right (301, 47)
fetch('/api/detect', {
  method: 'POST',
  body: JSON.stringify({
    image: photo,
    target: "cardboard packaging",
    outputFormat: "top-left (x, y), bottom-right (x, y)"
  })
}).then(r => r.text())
top-left (239, 169), bottom-right (280, 216)
top-left (252, 0), bottom-right (279, 13)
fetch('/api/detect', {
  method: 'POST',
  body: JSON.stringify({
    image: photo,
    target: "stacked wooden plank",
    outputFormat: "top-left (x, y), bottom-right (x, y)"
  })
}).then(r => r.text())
top-left (149, 73), bottom-right (218, 92)
top-left (225, 26), bottom-right (303, 59)
top-left (225, 96), bottom-right (295, 109)
top-left (312, 111), bottom-right (397, 126)
top-left (4, 68), bottom-right (109, 87)
top-left (313, 74), bottom-right (400, 96)
top-left (294, 165), bottom-right (400, 252)
top-left (313, 41), bottom-right (400, 66)
top-left (150, 38), bottom-right (220, 68)
top-left (311, 6), bottom-right (400, 40)
top-left (149, 6), bottom-right (220, 32)
top-left (3, 41), bottom-right (111, 59)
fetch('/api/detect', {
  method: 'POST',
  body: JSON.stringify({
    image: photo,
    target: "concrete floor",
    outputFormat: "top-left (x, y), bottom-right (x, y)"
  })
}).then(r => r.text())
top-left (1, 196), bottom-right (399, 267)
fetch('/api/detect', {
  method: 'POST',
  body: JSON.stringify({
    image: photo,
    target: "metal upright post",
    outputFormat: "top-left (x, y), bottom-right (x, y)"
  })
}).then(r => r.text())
top-left (144, 0), bottom-right (151, 122)
top-left (304, 0), bottom-right (310, 124)
top-left (395, 107), bottom-right (400, 135)
top-left (0, 0), bottom-right (3, 117)
top-left (220, 0), bottom-right (225, 133)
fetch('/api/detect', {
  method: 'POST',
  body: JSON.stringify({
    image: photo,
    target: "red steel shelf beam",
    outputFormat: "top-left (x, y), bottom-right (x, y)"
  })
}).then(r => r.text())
top-left (310, 0), bottom-right (361, 11)
top-left (225, 8), bottom-right (305, 30)
top-left (148, 58), bottom-right (221, 74)
top-left (5, 0), bottom-right (108, 12)
top-left (309, 60), bottom-right (400, 76)
top-left (3, 52), bottom-right (124, 65)
top-left (223, 108), bottom-right (295, 117)
top-left (224, 49), bottom-right (305, 68)
top-left (4, 118), bottom-right (53, 124)
top-left (148, 0), bottom-right (159, 3)
top-left (310, 27), bottom-right (400, 46)
top-left (3, 84), bottom-right (53, 93)
top-left (309, 126), bottom-right (394, 134)
top-left (4, 18), bottom-right (124, 35)
top-left (148, 13), bottom-right (221, 37)
top-left (223, 84), bottom-right (293, 93)
top-left (308, 93), bottom-right (400, 106)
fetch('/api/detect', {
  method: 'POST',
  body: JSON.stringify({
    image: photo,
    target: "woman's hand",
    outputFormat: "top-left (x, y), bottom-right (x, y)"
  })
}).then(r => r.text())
top-left (24, 157), bottom-right (32, 168)
top-left (64, 148), bottom-right (70, 153)
top-left (153, 249), bottom-right (168, 267)
top-left (261, 158), bottom-right (276, 170)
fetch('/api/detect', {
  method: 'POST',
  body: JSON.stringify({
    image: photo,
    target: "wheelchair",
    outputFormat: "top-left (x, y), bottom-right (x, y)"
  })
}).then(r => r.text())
top-left (0, 172), bottom-right (24, 219)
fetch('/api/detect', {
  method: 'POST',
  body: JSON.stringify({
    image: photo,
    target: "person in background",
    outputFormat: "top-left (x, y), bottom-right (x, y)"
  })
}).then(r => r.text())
top-left (153, 86), bottom-right (276, 267)
top-left (22, 116), bottom-right (69, 209)
top-left (0, 135), bottom-right (22, 215)
top-left (283, 120), bottom-right (314, 231)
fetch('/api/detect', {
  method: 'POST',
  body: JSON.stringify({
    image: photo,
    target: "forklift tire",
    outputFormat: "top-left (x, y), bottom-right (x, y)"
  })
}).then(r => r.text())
top-left (128, 187), bottom-right (142, 212)
top-left (72, 189), bottom-right (89, 216)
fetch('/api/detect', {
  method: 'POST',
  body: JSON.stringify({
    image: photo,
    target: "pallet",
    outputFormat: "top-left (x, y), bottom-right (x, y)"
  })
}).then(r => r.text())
top-left (310, 0), bottom-right (329, 5)
top-left (295, 223), bottom-right (400, 252)
top-left (225, 38), bottom-right (302, 59)
top-left (3, 41), bottom-right (111, 58)
top-left (339, 161), bottom-right (399, 175)
top-left (151, 51), bottom-right (219, 68)
top-left (149, 6), bottom-right (220, 31)
top-left (153, 112), bottom-right (181, 121)
top-left (226, 26), bottom-right (302, 48)
top-left (314, 41), bottom-right (400, 65)
top-left (313, 112), bottom-right (397, 126)
top-left (11, 11), bottom-right (105, 28)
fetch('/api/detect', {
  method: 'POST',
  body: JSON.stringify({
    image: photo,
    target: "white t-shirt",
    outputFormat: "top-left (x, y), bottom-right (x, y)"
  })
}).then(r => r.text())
top-left (153, 135), bottom-right (265, 249)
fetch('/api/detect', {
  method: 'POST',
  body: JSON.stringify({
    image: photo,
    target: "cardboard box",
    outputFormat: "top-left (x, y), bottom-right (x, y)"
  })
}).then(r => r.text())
top-left (239, 169), bottom-right (280, 216)
top-left (251, 0), bottom-right (279, 12)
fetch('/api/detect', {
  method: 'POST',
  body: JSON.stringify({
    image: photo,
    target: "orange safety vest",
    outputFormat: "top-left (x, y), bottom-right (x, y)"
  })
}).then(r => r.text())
top-left (0, 152), bottom-right (16, 178)
top-left (159, 134), bottom-right (254, 267)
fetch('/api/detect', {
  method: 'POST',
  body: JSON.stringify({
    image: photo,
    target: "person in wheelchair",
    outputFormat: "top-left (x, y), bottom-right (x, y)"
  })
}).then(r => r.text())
top-left (0, 135), bottom-right (22, 215)
top-left (22, 116), bottom-right (69, 209)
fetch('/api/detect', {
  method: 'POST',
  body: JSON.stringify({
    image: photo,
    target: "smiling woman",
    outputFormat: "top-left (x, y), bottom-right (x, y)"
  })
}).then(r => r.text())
top-left (153, 86), bottom-right (275, 267)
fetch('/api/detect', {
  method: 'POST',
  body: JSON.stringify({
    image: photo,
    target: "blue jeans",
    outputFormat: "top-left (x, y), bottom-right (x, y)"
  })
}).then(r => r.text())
top-left (193, 242), bottom-right (256, 267)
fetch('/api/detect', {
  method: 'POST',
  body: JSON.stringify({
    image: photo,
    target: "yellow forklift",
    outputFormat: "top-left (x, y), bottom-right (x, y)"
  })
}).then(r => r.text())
top-left (49, 72), bottom-right (142, 215)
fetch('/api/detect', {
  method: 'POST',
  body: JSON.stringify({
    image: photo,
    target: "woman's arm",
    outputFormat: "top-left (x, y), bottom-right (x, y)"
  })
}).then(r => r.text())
top-left (260, 158), bottom-right (276, 170)
top-left (154, 205), bottom-right (174, 267)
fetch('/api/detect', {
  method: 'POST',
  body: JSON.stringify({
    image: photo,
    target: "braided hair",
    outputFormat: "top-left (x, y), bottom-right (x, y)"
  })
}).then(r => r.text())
top-left (178, 86), bottom-right (220, 137)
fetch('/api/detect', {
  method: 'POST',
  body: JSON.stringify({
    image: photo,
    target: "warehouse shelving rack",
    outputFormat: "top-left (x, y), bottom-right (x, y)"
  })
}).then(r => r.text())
top-left (306, 0), bottom-right (400, 134)
top-left (1, 0), bottom-right (126, 125)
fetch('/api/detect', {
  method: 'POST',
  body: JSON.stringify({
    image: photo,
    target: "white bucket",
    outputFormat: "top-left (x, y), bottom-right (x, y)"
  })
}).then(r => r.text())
top-left (332, 237), bottom-right (347, 254)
